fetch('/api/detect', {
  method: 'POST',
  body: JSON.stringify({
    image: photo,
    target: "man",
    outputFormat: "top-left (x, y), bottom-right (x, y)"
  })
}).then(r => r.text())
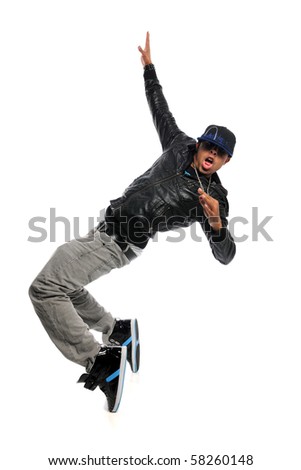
top-left (29, 32), bottom-right (236, 413)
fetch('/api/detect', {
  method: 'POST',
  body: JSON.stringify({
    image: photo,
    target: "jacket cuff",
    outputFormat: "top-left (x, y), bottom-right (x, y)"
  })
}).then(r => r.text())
top-left (143, 63), bottom-right (158, 81)
top-left (209, 227), bottom-right (229, 243)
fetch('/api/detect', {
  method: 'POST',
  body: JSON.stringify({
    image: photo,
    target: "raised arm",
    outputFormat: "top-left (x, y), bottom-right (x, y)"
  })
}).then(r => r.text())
top-left (138, 32), bottom-right (184, 151)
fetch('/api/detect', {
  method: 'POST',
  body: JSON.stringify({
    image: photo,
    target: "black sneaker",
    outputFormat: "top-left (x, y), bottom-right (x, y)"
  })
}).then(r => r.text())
top-left (77, 345), bottom-right (127, 412)
top-left (108, 319), bottom-right (140, 373)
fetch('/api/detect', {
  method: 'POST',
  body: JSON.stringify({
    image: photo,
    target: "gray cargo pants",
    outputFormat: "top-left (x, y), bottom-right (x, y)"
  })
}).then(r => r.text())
top-left (28, 227), bottom-right (131, 371)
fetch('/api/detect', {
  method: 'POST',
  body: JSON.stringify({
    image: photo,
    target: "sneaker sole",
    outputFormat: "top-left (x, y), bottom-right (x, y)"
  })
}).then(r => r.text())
top-left (127, 319), bottom-right (139, 373)
top-left (109, 346), bottom-right (127, 413)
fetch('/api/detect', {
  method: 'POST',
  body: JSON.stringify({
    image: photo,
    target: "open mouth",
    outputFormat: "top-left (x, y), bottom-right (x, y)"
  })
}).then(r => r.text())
top-left (202, 156), bottom-right (214, 170)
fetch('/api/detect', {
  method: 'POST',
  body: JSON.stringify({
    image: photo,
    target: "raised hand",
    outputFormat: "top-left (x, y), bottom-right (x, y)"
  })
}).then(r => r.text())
top-left (138, 31), bottom-right (152, 67)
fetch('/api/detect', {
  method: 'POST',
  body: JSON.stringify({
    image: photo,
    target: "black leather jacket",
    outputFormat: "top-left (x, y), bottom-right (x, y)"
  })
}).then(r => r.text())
top-left (105, 64), bottom-right (236, 265)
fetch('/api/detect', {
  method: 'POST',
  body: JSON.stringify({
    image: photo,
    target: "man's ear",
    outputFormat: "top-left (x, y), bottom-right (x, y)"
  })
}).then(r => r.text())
top-left (224, 157), bottom-right (231, 164)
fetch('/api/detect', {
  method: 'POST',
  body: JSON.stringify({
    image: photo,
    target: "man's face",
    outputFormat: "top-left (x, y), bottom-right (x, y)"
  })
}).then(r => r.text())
top-left (194, 141), bottom-right (230, 175)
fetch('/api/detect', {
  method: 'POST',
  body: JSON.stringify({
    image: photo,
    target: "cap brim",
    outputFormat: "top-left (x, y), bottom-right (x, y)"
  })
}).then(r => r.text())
top-left (197, 136), bottom-right (233, 157)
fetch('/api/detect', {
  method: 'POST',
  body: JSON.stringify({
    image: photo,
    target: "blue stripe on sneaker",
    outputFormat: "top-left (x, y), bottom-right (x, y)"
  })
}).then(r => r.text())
top-left (106, 369), bottom-right (120, 383)
top-left (122, 336), bottom-right (132, 347)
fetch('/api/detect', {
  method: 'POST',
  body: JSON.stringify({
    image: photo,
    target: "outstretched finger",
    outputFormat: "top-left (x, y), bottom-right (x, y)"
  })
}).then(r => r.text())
top-left (145, 31), bottom-right (150, 51)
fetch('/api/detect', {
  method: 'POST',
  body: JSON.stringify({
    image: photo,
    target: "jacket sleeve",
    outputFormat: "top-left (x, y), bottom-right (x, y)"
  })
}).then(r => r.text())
top-left (144, 64), bottom-right (184, 151)
top-left (201, 197), bottom-right (236, 265)
top-left (207, 226), bottom-right (236, 265)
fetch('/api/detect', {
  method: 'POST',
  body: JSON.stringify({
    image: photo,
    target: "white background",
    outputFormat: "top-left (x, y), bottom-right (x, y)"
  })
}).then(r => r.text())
top-left (1, 1), bottom-right (300, 469)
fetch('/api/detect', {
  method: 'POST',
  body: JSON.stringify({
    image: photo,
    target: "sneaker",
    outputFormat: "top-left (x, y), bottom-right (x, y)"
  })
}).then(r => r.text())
top-left (108, 319), bottom-right (140, 373)
top-left (77, 345), bottom-right (127, 412)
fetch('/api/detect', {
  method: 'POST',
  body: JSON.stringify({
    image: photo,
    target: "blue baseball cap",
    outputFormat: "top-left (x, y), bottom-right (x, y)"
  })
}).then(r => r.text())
top-left (197, 125), bottom-right (236, 157)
